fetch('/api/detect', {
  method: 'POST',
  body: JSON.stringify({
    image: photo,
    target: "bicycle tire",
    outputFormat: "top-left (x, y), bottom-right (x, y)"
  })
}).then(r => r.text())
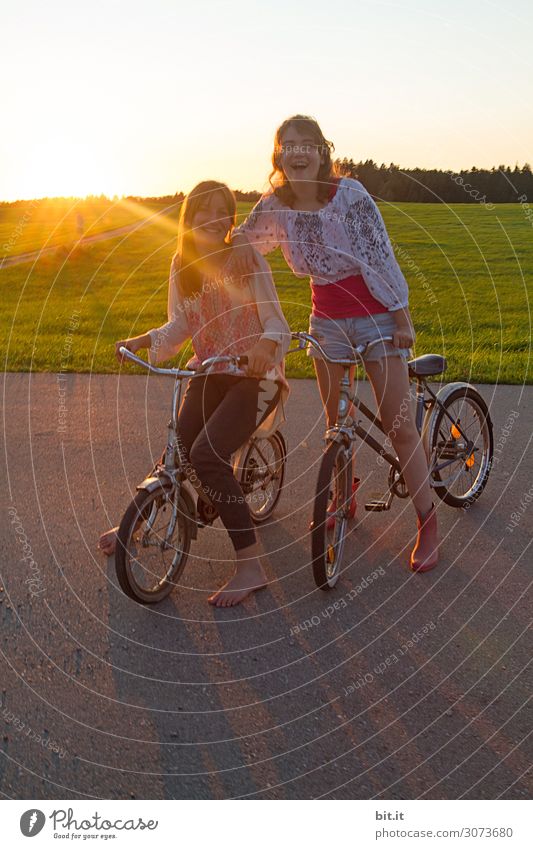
top-left (115, 488), bottom-right (191, 604)
top-left (428, 386), bottom-right (493, 508)
top-left (239, 431), bottom-right (286, 524)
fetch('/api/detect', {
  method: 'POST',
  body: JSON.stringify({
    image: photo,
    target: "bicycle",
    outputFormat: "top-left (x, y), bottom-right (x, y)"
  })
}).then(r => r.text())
top-left (113, 347), bottom-right (287, 604)
top-left (289, 332), bottom-right (494, 590)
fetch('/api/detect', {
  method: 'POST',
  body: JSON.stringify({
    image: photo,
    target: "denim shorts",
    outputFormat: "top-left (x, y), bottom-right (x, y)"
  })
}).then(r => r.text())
top-left (307, 311), bottom-right (411, 363)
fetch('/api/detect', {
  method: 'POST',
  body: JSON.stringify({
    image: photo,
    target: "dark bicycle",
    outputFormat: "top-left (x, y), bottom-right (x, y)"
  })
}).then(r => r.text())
top-left (289, 332), bottom-right (494, 590)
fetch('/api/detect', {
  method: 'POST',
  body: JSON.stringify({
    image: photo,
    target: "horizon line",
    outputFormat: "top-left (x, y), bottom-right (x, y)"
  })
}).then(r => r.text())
top-left (2, 161), bottom-right (532, 205)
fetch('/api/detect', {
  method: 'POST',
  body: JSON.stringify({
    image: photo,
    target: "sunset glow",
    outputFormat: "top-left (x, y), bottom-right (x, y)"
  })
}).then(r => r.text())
top-left (2, 0), bottom-right (532, 201)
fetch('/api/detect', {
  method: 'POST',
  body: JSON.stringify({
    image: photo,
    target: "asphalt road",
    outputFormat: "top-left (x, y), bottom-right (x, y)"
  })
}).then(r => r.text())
top-left (1, 373), bottom-right (531, 799)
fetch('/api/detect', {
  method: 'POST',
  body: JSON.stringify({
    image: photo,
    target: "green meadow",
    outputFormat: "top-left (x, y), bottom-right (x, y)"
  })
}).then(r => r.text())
top-left (0, 197), bottom-right (162, 257)
top-left (1, 199), bottom-right (531, 382)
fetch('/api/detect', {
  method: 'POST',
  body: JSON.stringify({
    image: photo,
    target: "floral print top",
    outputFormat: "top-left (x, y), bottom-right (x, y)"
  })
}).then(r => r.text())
top-left (147, 253), bottom-right (291, 381)
top-left (182, 274), bottom-right (266, 374)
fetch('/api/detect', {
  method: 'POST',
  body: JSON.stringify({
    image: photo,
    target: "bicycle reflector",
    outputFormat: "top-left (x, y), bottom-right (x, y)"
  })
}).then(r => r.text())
top-left (451, 423), bottom-right (462, 439)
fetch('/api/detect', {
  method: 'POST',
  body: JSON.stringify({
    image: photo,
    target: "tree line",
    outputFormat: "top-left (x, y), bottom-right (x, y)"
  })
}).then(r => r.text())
top-left (335, 159), bottom-right (533, 203)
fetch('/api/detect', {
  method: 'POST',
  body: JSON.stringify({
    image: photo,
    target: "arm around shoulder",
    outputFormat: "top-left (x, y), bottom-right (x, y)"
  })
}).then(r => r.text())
top-left (250, 254), bottom-right (291, 362)
top-left (233, 192), bottom-right (281, 255)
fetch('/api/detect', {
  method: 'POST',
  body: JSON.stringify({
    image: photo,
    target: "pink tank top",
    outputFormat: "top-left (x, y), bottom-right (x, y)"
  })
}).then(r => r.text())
top-left (311, 274), bottom-right (386, 319)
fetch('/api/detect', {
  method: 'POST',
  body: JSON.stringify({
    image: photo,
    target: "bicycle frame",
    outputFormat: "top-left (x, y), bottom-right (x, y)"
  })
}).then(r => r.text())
top-left (289, 332), bottom-right (404, 470)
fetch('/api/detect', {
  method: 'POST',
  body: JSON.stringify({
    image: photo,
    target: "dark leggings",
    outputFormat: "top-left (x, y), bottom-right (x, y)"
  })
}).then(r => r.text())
top-left (178, 374), bottom-right (278, 551)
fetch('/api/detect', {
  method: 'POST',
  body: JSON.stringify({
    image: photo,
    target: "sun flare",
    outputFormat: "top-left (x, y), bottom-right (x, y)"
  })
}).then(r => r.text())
top-left (17, 139), bottom-right (113, 199)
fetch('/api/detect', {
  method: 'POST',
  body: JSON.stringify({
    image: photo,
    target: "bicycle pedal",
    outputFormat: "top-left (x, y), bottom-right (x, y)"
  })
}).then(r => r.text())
top-left (365, 499), bottom-right (390, 512)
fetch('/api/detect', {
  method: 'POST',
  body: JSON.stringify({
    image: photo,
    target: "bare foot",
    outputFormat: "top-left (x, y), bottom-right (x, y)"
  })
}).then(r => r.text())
top-left (208, 559), bottom-right (267, 608)
top-left (98, 527), bottom-right (118, 556)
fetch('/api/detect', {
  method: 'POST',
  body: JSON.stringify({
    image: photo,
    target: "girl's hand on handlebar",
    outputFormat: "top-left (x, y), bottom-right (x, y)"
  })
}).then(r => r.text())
top-left (392, 307), bottom-right (416, 349)
top-left (244, 338), bottom-right (277, 378)
top-left (226, 232), bottom-right (261, 279)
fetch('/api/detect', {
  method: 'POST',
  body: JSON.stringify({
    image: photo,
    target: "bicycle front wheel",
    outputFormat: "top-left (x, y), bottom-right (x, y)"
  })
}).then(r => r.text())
top-left (115, 487), bottom-right (191, 604)
top-left (311, 441), bottom-right (351, 590)
top-left (428, 386), bottom-right (493, 508)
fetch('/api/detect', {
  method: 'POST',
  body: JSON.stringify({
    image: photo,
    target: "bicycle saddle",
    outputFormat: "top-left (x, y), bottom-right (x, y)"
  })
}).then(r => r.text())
top-left (408, 354), bottom-right (447, 376)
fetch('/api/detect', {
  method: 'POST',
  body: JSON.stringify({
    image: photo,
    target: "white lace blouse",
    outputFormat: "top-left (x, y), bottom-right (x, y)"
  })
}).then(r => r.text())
top-left (234, 177), bottom-right (409, 312)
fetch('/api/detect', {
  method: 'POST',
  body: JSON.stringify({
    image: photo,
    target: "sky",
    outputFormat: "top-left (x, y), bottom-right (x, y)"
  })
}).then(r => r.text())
top-left (1, 0), bottom-right (532, 200)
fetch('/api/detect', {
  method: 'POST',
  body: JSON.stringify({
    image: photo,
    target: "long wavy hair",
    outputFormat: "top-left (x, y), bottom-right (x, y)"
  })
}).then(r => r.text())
top-left (269, 115), bottom-right (338, 207)
top-left (174, 180), bottom-right (236, 297)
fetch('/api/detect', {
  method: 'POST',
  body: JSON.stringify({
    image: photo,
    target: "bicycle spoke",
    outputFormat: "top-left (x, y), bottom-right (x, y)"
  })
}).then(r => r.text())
top-left (118, 491), bottom-right (189, 598)
top-left (243, 434), bottom-right (285, 522)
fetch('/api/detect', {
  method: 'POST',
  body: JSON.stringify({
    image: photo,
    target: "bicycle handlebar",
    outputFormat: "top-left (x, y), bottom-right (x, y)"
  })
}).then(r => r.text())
top-left (288, 332), bottom-right (395, 365)
top-left (118, 346), bottom-right (248, 377)
top-left (119, 330), bottom-right (396, 376)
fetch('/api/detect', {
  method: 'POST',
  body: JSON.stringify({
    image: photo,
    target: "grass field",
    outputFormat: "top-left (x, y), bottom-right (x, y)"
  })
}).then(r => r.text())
top-left (0, 196), bottom-right (175, 257)
top-left (1, 200), bottom-right (531, 382)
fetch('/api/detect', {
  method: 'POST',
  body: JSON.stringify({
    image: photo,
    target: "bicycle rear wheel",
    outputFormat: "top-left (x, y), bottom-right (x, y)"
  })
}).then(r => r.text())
top-left (311, 441), bottom-right (351, 589)
top-left (238, 431), bottom-right (286, 524)
top-left (428, 386), bottom-right (493, 508)
top-left (115, 487), bottom-right (191, 604)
